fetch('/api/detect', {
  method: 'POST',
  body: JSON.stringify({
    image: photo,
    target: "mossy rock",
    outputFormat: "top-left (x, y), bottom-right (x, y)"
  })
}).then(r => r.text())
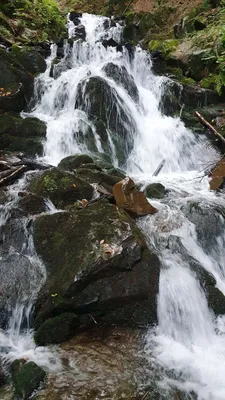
top-left (188, 49), bottom-right (217, 81)
top-left (34, 313), bottom-right (79, 345)
top-left (0, 82), bottom-right (26, 113)
top-left (145, 183), bottom-right (166, 199)
top-left (10, 46), bottom-right (46, 76)
top-left (0, 48), bottom-right (34, 111)
top-left (0, 134), bottom-right (43, 156)
top-left (33, 200), bottom-right (160, 329)
top-left (149, 39), bottom-right (179, 58)
top-left (11, 359), bottom-right (46, 399)
top-left (0, 112), bottom-right (22, 134)
top-left (28, 168), bottom-right (94, 208)
top-left (18, 194), bottom-right (47, 215)
top-left (57, 154), bottom-right (94, 171)
top-left (75, 168), bottom-right (123, 193)
top-left (200, 73), bottom-right (218, 90)
top-left (18, 117), bottom-right (46, 137)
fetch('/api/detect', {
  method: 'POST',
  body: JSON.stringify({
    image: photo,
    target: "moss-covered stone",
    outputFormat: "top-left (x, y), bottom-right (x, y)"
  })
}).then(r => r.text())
top-left (10, 46), bottom-right (46, 76)
top-left (200, 73), bottom-right (218, 90)
top-left (57, 154), bottom-right (94, 171)
top-left (33, 199), bottom-right (160, 329)
top-left (11, 359), bottom-right (46, 399)
top-left (34, 313), bottom-right (79, 345)
top-left (18, 194), bottom-right (47, 215)
top-left (18, 117), bottom-right (46, 137)
top-left (149, 39), bottom-right (179, 58)
top-left (0, 134), bottom-right (43, 156)
top-left (28, 168), bottom-right (94, 208)
top-left (145, 183), bottom-right (166, 199)
top-left (75, 168), bottom-right (122, 193)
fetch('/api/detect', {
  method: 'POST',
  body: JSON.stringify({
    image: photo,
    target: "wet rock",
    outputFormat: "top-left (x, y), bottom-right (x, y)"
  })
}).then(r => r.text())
top-left (33, 200), bottom-right (160, 329)
top-left (73, 17), bottom-right (82, 26)
top-left (58, 154), bottom-right (94, 171)
top-left (11, 359), bottom-right (46, 399)
top-left (0, 250), bottom-right (42, 328)
top-left (103, 62), bottom-right (139, 102)
top-left (69, 12), bottom-right (82, 21)
top-left (0, 190), bottom-right (8, 205)
top-left (10, 46), bottom-right (46, 76)
top-left (28, 167), bottom-right (93, 209)
top-left (0, 82), bottom-right (25, 113)
top-left (0, 47), bottom-right (45, 112)
top-left (35, 313), bottom-right (79, 345)
top-left (75, 168), bottom-right (123, 194)
top-left (18, 193), bottom-right (47, 215)
top-left (102, 38), bottom-right (118, 48)
top-left (56, 47), bottom-right (64, 59)
top-left (145, 183), bottom-right (166, 199)
top-left (74, 25), bottom-right (86, 40)
top-left (0, 365), bottom-right (6, 387)
top-left (0, 113), bottom-right (46, 156)
top-left (113, 177), bottom-right (158, 216)
top-left (49, 57), bottom-right (61, 79)
top-left (209, 159), bottom-right (225, 190)
top-left (75, 76), bottom-right (136, 165)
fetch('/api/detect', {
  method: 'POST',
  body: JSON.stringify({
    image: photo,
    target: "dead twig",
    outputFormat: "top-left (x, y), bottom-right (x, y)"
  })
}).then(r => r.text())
top-left (195, 111), bottom-right (225, 146)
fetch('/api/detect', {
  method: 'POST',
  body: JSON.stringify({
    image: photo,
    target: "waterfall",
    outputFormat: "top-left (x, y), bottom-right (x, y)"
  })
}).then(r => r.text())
top-left (2, 11), bottom-right (225, 399)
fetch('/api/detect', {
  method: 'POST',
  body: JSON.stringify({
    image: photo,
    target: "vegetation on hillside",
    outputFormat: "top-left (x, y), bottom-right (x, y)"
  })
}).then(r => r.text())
top-left (0, 0), bottom-right (65, 43)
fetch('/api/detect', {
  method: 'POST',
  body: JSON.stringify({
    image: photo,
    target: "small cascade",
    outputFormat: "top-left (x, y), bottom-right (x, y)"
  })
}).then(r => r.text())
top-left (0, 174), bottom-right (61, 370)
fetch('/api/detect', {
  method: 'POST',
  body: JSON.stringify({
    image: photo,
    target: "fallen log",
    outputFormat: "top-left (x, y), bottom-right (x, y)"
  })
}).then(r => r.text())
top-left (195, 111), bottom-right (225, 146)
top-left (0, 165), bottom-right (27, 187)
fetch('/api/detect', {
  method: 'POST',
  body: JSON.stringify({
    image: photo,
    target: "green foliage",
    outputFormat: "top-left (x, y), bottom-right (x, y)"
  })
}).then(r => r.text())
top-left (0, 0), bottom-right (65, 41)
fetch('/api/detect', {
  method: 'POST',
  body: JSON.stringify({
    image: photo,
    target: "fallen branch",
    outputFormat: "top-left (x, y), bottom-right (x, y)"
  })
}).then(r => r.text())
top-left (152, 159), bottom-right (165, 177)
top-left (195, 111), bottom-right (225, 146)
top-left (0, 165), bottom-right (27, 187)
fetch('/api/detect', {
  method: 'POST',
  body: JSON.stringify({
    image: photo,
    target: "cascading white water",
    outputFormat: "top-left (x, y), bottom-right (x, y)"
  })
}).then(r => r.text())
top-left (6, 11), bottom-right (225, 399)
top-left (0, 174), bottom-right (61, 371)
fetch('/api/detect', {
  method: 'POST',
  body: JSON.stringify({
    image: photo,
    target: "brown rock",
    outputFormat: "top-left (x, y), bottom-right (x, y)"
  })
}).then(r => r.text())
top-left (113, 177), bottom-right (158, 216)
top-left (209, 159), bottom-right (225, 190)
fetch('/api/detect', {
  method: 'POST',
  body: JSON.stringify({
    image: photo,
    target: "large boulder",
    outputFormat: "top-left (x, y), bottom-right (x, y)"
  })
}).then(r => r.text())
top-left (33, 200), bottom-right (160, 331)
top-left (28, 168), bottom-right (94, 209)
top-left (0, 47), bottom-right (46, 112)
top-left (0, 113), bottom-right (46, 156)
top-left (34, 313), bottom-right (80, 346)
top-left (57, 154), bottom-right (94, 171)
top-left (145, 183), bottom-right (166, 199)
top-left (11, 359), bottom-right (46, 400)
top-left (103, 62), bottom-right (139, 103)
top-left (113, 177), bottom-right (158, 216)
top-left (75, 76), bottom-right (136, 165)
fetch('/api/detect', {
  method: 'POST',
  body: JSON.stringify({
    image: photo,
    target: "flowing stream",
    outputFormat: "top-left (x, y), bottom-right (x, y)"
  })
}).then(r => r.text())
top-left (1, 12), bottom-right (225, 399)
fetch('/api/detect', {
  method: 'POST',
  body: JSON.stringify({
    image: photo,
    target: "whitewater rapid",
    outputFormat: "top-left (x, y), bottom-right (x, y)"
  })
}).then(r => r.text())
top-left (1, 12), bottom-right (225, 399)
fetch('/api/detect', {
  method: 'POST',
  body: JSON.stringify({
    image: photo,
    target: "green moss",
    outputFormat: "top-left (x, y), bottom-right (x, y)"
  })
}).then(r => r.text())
top-left (34, 313), bottom-right (78, 345)
top-left (1, 0), bottom-right (66, 42)
top-left (43, 175), bottom-right (58, 193)
top-left (200, 73), bottom-right (218, 89)
top-left (28, 168), bottom-right (94, 209)
top-left (11, 360), bottom-right (46, 399)
top-left (149, 39), bottom-right (179, 57)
